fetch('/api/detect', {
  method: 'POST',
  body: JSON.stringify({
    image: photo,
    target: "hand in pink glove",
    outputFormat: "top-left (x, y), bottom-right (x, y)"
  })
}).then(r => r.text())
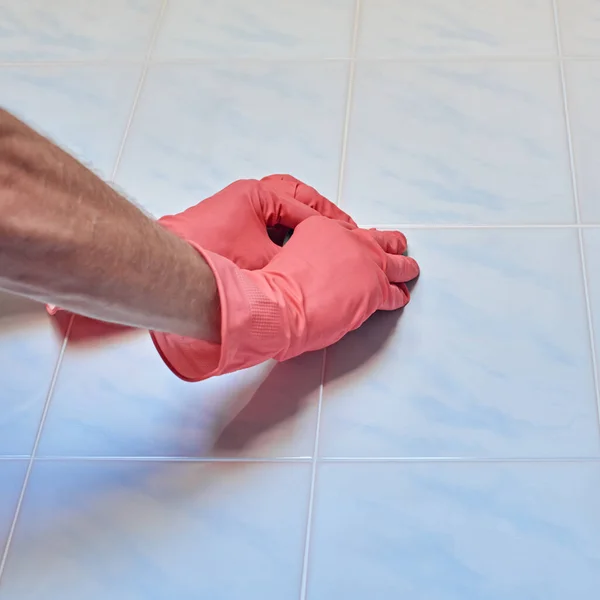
top-left (152, 216), bottom-right (420, 382)
top-left (159, 174), bottom-right (356, 269)
top-left (47, 175), bottom-right (355, 341)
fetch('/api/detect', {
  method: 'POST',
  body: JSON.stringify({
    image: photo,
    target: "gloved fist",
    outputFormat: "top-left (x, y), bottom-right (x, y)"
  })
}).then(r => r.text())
top-left (47, 175), bottom-right (355, 341)
top-left (158, 174), bottom-right (356, 269)
top-left (152, 216), bottom-right (420, 382)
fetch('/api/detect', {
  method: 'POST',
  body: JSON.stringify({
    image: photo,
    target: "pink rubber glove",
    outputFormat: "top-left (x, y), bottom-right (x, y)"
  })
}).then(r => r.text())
top-left (152, 216), bottom-right (420, 382)
top-left (158, 174), bottom-right (356, 269)
top-left (47, 175), bottom-right (355, 341)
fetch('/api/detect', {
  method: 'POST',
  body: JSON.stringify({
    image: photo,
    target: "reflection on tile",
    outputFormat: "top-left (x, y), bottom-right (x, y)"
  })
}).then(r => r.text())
top-left (320, 229), bottom-right (599, 458)
top-left (0, 299), bottom-right (62, 456)
top-left (0, 0), bottom-right (161, 60)
top-left (584, 229), bottom-right (600, 369)
top-left (308, 462), bottom-right (600, 599)
top-left (343, 61), bottom-right (573, 225)
top-left (0, 461), bottom-right (27, 554)
top-left (154, 0), bottom-right (354, 59)
top-left (39, 321), bottom-right (322, 458)
top-left (358, 0), bottom-right (557, 58)
top-left (565, 61), bottom-right (600, 223)
top-left (558, 0), bottom-right (600, 56)
top-left (0, 66), bottom-right (141, 178)
top-left (115, 62), bottom-right (347, 216)
top-left (0, 461), bottom-right (310, 599)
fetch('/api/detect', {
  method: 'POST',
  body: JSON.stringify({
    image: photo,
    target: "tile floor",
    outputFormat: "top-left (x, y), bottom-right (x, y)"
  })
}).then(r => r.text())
top-left (1, 0), bottom-right (600, 598)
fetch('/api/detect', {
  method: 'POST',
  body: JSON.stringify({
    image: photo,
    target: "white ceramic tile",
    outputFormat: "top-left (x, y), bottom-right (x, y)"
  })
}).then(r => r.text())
top-left (0, 66), bottom-right (141, 178)
top-left (154, 0), bottom-right (355, 59)
top-left (0, 461), bottom-right (27, 553)
top-left (38, 322), bottom-right (322, 458)
top-left (0, 300), bottom-right (61, 456)
top-left (0, 461), bottom-right (310, 599)
top-left (343, 61), bottom-right (573, 225)
top-left (558, 0), bottom-right (600, 56)
top-left (584, 229), bottom-right (600, 379)
top-left (358, 0), bottom-right (557, 58)
top-left (319, 229), bottom-right (599, 458)
top-left (0, 0), bottom-right (161, 61)
top-left (308, 462), bottom-right (600, 599)
top-left (565, 60), bottom-right (600, 223)
top-left (116, 62), bottom-right (347, 217)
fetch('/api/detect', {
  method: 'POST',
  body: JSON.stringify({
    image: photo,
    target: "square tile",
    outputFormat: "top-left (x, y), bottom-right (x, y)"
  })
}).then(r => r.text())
top-left (0, 461), bottom-right (310, 599)
top-left (0, 299), bottom-right (62, 456)
top-left (565, 60), bottom-right (600, 223)
top-left (154, 0), bottom-right (355, 59)
top-left (343, 61), bottom-right (574, 225)
top-left (38, 322), bottom-right (323, 458)
top-left (115, 62), bottom-right (348, 217)
top-left (0, 66), bottom-right (142, 178)
top-left (358, 0), bottom-right (557, 58)
top-left (0, 0), bottom-right (161, 61)
top-left (584, 228), bottom-right (600, 368)
top-left (0, 461), bottom-right (27, 553)
top-left (558, 0), bottom-right (600, 56)
top-left (307, 462), bottom-right (600, 599)
top-left (319, 229), bottom-right (599, 458)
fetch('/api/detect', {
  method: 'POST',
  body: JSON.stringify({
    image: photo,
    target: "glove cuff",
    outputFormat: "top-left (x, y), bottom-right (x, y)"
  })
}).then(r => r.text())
top-left (151, 244), bottom-right (291, 382)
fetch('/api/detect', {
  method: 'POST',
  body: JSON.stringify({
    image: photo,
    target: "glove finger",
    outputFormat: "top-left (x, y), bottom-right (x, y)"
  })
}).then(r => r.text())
top-left (272, 197), bottom-right (359, 231)
top-left (368, 229), bottom-right (408, 255)
top-left (384, 254), bottom-right (420, 283)
top-left (273, 197), bottom-right (322, 229)
top-left (260, 175), bottom-right (357, 228)
top-left (380, 283), bottom-right (411, 311)
top-left (294, 187), bottom-right (357, 226)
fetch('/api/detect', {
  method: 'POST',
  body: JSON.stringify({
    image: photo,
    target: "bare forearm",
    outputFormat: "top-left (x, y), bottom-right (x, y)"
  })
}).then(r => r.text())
top-left (0, 108), bottom-right (220, 341)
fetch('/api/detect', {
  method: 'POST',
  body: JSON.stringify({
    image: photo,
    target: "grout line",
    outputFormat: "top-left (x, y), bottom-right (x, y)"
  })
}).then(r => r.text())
top-left (0, 2), bottom-right (171, 582)
top-left (109, 0), bottom-right (170, 183)
top-left (361, 223), bottom-right (600, 230)
top-left (33, 456), bottom-right (311, 463)
top-left (2, 56), bottom-right (600, 68)
top-left (0, 60), bottom-right (143, 67)
top-left (1, 455), bottom-right (597, 464)
top-left (4, 455), bottom-right (599, 465)
top-left (335, 0), bottom-right (362, 209)
top-left (320, 456), bottom-right (600, 464)
top-left (339, 55), bottom-right (562, 63)
top-left (552, 0), bottom-right (600, 438)
top-left (300, 5), bottom-right (363, 599)
top-left (299, 348), bottom-right (327, 600)
top-left (0, 316), bottom-right (74, 581)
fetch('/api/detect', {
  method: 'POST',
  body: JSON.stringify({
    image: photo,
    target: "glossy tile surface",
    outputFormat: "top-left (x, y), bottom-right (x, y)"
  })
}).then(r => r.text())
top-left (155, 0), bottom-right (355, 59)
top-left (3, 0), bottom-right (600, 598)
top-left (0, 66), bottom-right (141, 177)
top-left (320, 229), bottom-right (599, 458)
top-left (0, 0), bottom-right (162, 61)
top-left (0, 295), bottom-right (63, 457)
top-left (343, 61), bottom-right (573, 225)
top-left (584, 229), bottom-right (600, 360)
top-left (358, 0), bottom-right (557, 58)
top-left (0, 461), bottom-right (311, 599)
top-left (565, 60), bottom-right (600, 223)
top-left (116, 62), bottom-right (348, 216)
top-left (0, 462), bottom-right (27, 554)
top-left (38, 324), bottom-right (322, 458)
top-left (308, 462), bottom-right (600, 599)
top-left (558, 0), bottom-right (600, 56)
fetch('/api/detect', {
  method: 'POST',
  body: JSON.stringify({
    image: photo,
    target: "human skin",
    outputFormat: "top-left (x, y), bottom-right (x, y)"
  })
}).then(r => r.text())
top-left (0, 108), bottom-right (221, 342)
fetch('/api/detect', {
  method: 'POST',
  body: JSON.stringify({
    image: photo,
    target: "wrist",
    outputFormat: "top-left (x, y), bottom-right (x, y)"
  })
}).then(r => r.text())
top-left (151, 247), bottom-right (295, 381)
top-left (203, 250), bottom-right (290, 366)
